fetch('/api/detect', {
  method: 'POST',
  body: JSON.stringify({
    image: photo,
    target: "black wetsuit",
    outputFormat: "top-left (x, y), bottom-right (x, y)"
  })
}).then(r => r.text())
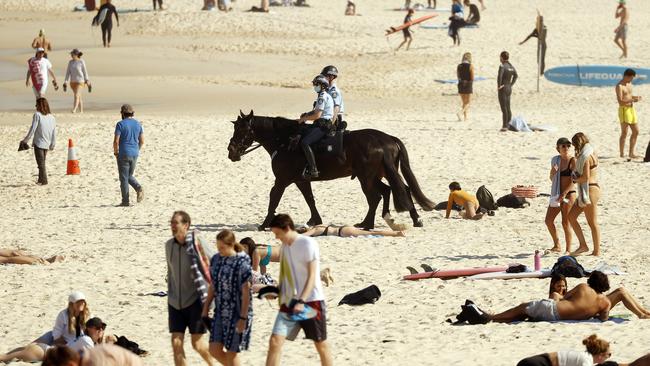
top-left (466, 4), bottom-right (480, 24)
top-left (497, 61), bottom-right (518, 129)
top-left (403, 14), bottom-right (413, 37)
top-left (521, 26), bottom-right (548, 74)
top-left (153, 0), bottom-right (163, 10)
top-left (97, 3), bottom-right (119, 47)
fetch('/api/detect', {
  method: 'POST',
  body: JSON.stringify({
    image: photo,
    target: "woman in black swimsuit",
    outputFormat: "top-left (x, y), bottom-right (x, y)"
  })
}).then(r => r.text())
top-left (545, 137), bottom-right (576, 253)
top-left (456, 52), bottom-right (474, 121)
top-left (298, 224), bottom-right (405, 238)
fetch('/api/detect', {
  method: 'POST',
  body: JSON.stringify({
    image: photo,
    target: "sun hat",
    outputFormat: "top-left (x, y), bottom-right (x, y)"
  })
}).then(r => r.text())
top-left (68, 291), bottom-right (86, 303)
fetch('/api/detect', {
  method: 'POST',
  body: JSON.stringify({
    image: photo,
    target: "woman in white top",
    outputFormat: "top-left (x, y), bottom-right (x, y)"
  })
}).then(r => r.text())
top-left (63, 49), bottom-right (91, 113)
top-left (21, 97), bottom-right (56, 185)
top-left (516, 334), bottom-right (612, 366)
top-left (0, 291), bottom-right (91, 363)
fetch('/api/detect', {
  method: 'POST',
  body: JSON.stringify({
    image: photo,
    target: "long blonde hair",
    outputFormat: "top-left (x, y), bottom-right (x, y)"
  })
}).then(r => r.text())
top-left (571, 132), bottom-right (590, 154)
top-left (462, 52), bottom-right (472, 63)
top-left (216, 230), bottom-right (244, 252)
top-left (67, 301), bottom-right (90, 334)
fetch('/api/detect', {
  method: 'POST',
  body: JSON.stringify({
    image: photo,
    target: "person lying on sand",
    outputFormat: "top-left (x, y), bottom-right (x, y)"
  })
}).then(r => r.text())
top-left (600, 353), bottom-right (650, 366)
top-left (549, 275), bottom-right (650, 319)
top-left (0, 248), bottom-right (64, 265)
top-left (297, 224), bottom-right (405, 238)
top-left (445, 182), bottom-right (484, 220)
top-left (517, 334), bottom-right (613, 366)
top-left (461, 271), bottom-right (611, 324)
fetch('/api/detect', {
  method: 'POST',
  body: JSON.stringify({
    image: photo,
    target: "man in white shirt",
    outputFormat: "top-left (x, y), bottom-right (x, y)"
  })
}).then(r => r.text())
top-left (265, 214), bottom-right (332, 366)
top-left (26, 48), bottom-right (58, 98)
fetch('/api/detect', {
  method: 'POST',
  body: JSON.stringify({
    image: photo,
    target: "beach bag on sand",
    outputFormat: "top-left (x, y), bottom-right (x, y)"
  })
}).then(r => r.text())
top-left (338, 285), bottom-right (381, 306)
top-left (496, 194), bottom-right (529, 209)
top-left (450, 300), bottom-right (489, 325)
top-left (476, 185), bottom-right (498, 211)
top-left (511, 185), bottom-right (539, 198)
top-left (645, 140), bottom-right (650, 162)
top-left (551, 256), bottom-right (588, 278)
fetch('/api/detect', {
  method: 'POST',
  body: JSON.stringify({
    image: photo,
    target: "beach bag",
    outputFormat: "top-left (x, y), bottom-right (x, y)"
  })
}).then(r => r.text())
top-left (551, 256), bottom-right (588, 278)
top-left (644, 140), bottom-right (650, 162)
top-left (496, 194), bottom-right (529, 209)
top-left (451, 300), bottom-right (489, 325)
top-left (476, 185), bottom-right (498, 211)
top-left (338, 285), bottom-right (381, 306)
top-left (508, 116), bottom-right (532, 132)
top-left (511, 185), bottom-right (539, 198)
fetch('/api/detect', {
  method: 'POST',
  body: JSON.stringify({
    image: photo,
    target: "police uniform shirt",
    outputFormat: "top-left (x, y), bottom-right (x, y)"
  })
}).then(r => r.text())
top-left (313, 90), bottom-right (334, 120)
top-left (327, 85), bottom-right (345, 114)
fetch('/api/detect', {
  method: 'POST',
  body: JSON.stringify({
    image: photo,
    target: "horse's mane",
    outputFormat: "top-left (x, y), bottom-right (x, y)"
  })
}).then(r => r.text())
top-left (251, 115), bottom-right (300, 138)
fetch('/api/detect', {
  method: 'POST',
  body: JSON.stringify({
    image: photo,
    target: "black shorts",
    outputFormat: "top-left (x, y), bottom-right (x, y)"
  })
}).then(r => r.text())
top-left (517, 354), bottom-right (552, 366)
top-left (168, 299), bottom-right (206, 334)
top-left (402, 28), bottom-right (411, 37)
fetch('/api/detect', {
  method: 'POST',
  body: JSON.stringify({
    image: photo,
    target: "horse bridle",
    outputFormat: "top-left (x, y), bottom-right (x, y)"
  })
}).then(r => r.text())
top-left (231, 119), bottom-right (263, 157)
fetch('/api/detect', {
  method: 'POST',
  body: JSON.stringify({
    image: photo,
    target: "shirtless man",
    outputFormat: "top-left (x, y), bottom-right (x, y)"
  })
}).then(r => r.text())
top-left (465, 271), bottom-right (611, 324)
top-left (614, 0), bottom-right (629, 58)
top-left (616, 69), bottom-right (642, 159)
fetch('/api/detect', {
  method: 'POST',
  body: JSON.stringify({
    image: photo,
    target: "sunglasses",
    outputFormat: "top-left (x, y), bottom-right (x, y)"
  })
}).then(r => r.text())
top-left (560, 144), bottom-right (571, 148)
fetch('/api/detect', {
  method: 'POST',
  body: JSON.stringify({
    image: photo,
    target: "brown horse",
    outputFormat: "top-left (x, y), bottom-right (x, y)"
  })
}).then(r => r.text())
top-left (227, 111), bottom-right (435, 230)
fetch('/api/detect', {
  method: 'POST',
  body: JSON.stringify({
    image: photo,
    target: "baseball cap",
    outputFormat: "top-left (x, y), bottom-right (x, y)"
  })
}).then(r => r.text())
top-left (86, 317), bottom-right (107, 329)
top-left (36, 47), bottom-right (45, 53)
top-left (556, 137), bottom-right (571, 146)
top-left (120, 104), bottom-right (134, 114)
top-left (68, 291), bottom-right (86, 303)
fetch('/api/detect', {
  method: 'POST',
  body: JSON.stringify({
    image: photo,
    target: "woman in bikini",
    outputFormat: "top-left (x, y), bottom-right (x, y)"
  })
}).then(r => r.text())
top-left (568, 133), bottom-right (601, 256)
top-left (297, 224), bottom-right (405, 238)
top-left (0, 248), bottom-right (64, 265)
top-left (545, 137), bottom-right (576, 253)
top-left (239, 237), bottom-right (280, 275)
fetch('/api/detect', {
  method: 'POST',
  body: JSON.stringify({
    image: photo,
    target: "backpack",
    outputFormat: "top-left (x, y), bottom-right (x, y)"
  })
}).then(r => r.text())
top-left (476, 185), bottom-right (498, 211)
top-left (551, 256), bottom-right (588, 278)
top-left (645, 140), bottom-right (650, 162)
top-left (496, 193), bottom-right (530, 209)
top-left (338, 285), bottom-right (381, 306)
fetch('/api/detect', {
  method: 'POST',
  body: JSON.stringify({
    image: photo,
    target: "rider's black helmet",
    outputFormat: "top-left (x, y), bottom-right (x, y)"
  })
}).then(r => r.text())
top-left (320, 65), bottom-right (338, 78)
top-left (312, 75), bottom-right (330, 89)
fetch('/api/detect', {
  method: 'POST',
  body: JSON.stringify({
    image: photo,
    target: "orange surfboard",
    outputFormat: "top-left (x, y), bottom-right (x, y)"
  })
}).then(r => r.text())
top-left (385, 13), bottom-right (437, 36)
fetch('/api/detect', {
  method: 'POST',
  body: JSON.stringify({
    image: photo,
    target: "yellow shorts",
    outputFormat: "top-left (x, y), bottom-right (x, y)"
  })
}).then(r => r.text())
top-left (618, 106), bottom-right (637, 124)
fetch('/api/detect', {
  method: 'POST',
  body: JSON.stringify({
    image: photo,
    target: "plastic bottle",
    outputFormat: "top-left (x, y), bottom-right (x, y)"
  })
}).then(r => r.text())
top-left (534, 250), bottom-right (541, 271)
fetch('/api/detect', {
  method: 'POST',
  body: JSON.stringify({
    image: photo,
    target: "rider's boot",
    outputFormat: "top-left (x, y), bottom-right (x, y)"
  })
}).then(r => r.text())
top-left (302, 144), bottom-right (319, 179)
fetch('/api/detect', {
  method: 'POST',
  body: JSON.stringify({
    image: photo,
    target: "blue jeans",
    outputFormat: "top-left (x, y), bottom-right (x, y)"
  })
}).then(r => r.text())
top-left (117, 155), bottom-right (141, 204)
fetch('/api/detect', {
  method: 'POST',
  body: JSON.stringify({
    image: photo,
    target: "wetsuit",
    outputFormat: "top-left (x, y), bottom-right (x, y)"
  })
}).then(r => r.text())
top-left (466, 3), bottom-right (480, 24)
top-left (97, 3), bottom-right (119, 47)
top-left (497, 61), bottom-right (518, 129)
top-left (521, 26), bottom-right (547, 74)
top-left (403, 13), bottom-right (413, 38)
top-left (448, 3), bottom-right (466, 45)
top-left (153, 0), bottom-right (163, 10)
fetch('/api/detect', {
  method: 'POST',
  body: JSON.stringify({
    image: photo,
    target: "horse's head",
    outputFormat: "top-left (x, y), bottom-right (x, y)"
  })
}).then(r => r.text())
top-left (227, 110), bottom-right (255, 162)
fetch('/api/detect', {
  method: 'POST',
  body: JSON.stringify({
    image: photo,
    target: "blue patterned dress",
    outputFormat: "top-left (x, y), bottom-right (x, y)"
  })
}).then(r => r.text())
top-left (209, 252), bottom-right (253, 352)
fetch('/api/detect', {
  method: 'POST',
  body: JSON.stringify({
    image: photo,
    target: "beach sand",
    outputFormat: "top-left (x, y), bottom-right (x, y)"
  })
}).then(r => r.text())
top-left (1, 0), bottom-right (650, 364)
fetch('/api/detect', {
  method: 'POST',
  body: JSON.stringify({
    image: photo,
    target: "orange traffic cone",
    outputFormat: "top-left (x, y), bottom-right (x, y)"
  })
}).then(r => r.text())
top-left (66, 139), bottom-right (80, 175)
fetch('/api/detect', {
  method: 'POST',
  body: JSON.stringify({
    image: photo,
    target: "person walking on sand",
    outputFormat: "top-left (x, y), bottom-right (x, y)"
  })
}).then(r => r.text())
top-left (94, 0), bottom-right (119, 48)
top-left (614, 0), bottom-right (629, 58)
top-left (202, 230), bottom-right (253, 366)
top-left (456, 52), bottom-right (474, 121)
top-left (396, 9), bottom-right (414, 52)
top-left (265, 214), bottom-right (333, 366)
top-left (153, 0), bottom-right (164, 10)
top-left (31, 29), bottom-right (52, 53)
top-left (545, 137), bottom-right (576, 254)
top-left (21, 98), bottom-right (56, 185)
top-left (616, 68), bottom-right (642, 159)
top-left (113, 104), bottom-right (144, 207)
top-left (497, 51), bottom-right (517, 131)
top-left (567, 133), bottom-right (601, 257)
top-left (166, 211), bottom-right (216, 366)
top-left (26, 48), bottom-right (58, 98)
top-left (63, 49), bottom-right (91, 114)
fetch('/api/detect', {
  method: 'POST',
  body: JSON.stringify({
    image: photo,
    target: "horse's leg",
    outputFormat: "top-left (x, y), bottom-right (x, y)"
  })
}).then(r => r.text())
top-left (259, 182), bottom-right (288, 231)
top-left (355, 178), bottom-right (382, 230)
top-left (378, 180), bottom-right (392, 219)
top-left (295, 181), bottom-right (322, 226)
top-left (405, 185), bottom-right (424, 227)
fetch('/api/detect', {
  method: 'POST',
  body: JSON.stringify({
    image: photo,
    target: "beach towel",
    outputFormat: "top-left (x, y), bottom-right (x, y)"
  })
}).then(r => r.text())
top-left (185, 230), bottom-right (214, 305)
top-left (549, 155), bottom-right (561, 207)
top-left (575, 143), bottom-right (594, 207)
top-left (511, 317), bottom-right (628, 324)
top-left (508, 116), bottom-right (532, 132)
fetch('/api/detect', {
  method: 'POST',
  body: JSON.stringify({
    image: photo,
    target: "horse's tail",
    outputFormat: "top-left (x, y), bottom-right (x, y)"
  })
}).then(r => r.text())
top-left (382, 150), bottom-right (413, 213)
top-left (394, 137), bottom-right (436, 211)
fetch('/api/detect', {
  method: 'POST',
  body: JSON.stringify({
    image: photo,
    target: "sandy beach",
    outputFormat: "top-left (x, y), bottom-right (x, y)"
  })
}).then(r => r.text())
top-left (2, 0), bottom-right (650, 364)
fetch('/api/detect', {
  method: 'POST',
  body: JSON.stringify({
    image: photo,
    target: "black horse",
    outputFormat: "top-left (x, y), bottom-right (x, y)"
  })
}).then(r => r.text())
top-left (227, 111), bottom-right (435, 230)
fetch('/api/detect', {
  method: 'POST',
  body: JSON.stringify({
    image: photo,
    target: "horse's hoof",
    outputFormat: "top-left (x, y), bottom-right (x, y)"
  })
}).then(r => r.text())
top-left (307, 217), bottom-right (323, 226)
top-left (354, 222), bottom-right (374, 230)
top-left (413, 219), bottom-right (424, 227)
top-left (258, 224), bottom-right (267, 231)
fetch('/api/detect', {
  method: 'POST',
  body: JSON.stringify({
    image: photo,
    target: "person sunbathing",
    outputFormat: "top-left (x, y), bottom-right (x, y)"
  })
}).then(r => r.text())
top-left (297, 224), bottom-right (405, 237)
top-left (601, 353), bottom-right (650, 366)
top-left (548, 276), bottom-right (650, 319)
top-left (517, 334), bottom-right (612, 366)
top-left (464, 271), bottom-right (611, 324)
top-left (0, 248), bottom-right (64, 265)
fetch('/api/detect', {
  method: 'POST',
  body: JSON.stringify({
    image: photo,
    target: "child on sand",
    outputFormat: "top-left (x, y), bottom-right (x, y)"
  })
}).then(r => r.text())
top-left (445, 182), bottom-right (484, 220)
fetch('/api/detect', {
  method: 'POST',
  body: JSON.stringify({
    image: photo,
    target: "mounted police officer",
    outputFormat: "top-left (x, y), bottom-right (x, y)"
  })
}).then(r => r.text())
top-left (298, 75), bottom-right (334, 179)
top-left (321, 65), bottom-right (345, 130)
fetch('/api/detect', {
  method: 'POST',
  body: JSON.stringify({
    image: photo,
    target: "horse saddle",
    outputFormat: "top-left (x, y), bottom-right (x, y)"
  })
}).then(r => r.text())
top-left (313, 130), bottom-right (345, 155)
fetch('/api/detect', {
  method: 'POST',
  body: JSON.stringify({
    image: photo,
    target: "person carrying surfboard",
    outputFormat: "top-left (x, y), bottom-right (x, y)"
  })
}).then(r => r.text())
top-left (93, 0), bottom-right (119, 48)
top-left (395, 9), bottom-right (414, 52)
top-left (616, 68), bottom-right (642, 159)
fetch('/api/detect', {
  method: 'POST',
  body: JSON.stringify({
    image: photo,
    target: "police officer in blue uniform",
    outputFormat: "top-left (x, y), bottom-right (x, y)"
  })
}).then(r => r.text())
top-left (320, 65), bottom-right (345, 130)
top-left (298, 75), bottom-right (334, 179)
